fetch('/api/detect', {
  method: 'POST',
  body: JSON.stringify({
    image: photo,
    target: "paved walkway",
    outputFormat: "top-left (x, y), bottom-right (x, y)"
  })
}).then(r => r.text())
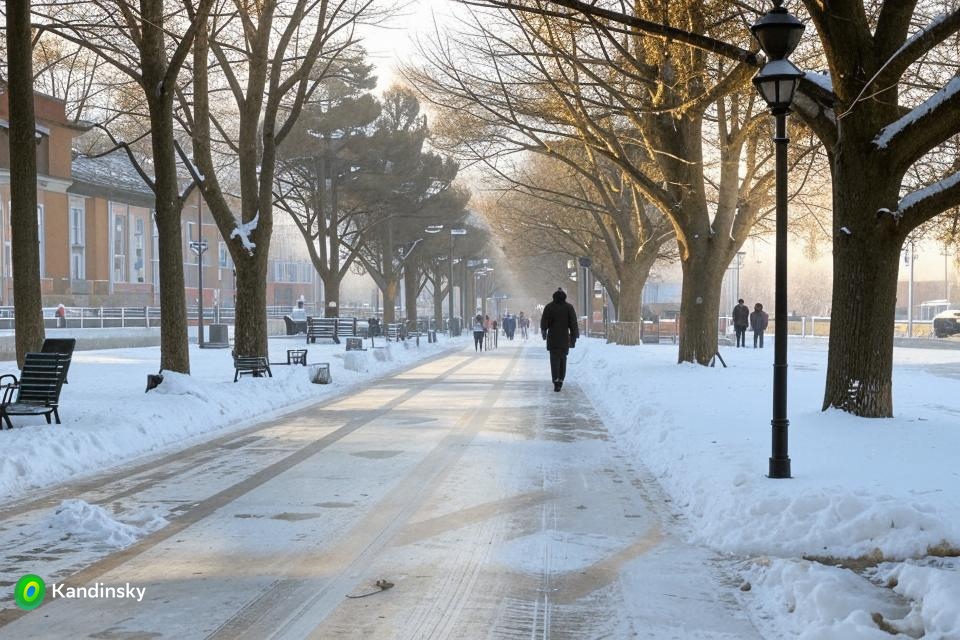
top-left (0, 340), bottom-right (760, 639)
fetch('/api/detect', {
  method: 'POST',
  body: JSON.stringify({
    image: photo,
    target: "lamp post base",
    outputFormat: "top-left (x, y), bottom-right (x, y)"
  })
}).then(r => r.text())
top-left (768, 457), bottom-right (792, 479)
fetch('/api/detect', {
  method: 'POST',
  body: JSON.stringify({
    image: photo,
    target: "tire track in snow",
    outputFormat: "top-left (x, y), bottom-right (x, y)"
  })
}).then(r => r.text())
top-left (0, 351), bottom-right (475, 630)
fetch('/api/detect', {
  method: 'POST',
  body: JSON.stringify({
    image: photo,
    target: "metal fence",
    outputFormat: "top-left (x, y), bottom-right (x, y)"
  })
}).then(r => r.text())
top-left (0, 304), bottom-right (450, 331)
top-left (601, 315), bottom-right (940, 345)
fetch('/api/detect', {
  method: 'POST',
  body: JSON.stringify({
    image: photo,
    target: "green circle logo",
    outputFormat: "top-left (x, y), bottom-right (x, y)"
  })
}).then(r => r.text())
top-left (14, 574), bottom-right (45, 610)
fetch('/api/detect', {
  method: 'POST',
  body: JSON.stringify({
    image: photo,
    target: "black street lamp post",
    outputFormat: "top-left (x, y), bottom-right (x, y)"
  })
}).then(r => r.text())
top-left (751, 0), bottom-right (804, 479)
top-left (449, 229), bottom-right (467, 336)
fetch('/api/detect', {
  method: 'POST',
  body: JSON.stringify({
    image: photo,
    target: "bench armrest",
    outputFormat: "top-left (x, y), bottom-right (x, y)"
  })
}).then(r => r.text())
top-left (0, 374), bottom-right (19, 404)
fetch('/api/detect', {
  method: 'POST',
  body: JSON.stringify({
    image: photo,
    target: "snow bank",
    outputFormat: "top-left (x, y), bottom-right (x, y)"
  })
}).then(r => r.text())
top-left (741, 558), bottom-right (960, 639)
top-left (43, 499), bottom-right (167, 548)
top-left (742, 559), bottom-right (909, 640)
top-left (875, 559), bottom-right (960, 638)
top-left (576, 339), bottom-right (960, 560)
top-left (577, 338), bottom-right (960, 638)
top-left (0, 337), bottom-right (457, 503)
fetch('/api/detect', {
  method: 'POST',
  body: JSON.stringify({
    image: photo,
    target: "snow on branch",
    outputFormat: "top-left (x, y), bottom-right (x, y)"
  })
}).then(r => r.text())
top-left (874, 76), bottom-right (960, 149)
top-left (889, 13), bottom-right (950, 64)
top-left (230, 213), bottom-right (259, 254)
top-left (897, 171), bottom-right (960, 220)
top-left (804, 70), bottom-right (833, 94)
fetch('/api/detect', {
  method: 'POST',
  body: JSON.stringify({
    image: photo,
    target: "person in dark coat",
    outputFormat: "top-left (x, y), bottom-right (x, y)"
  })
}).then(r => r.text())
top-left (750, 302), bottom-right (769, 348)
top-left (540, 288), bottom-right (579, 392)
top-left (732, 298), bottom-right (749, 348)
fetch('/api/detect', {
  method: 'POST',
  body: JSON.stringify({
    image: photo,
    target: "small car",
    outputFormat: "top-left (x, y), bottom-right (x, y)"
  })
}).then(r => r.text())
top-left (933, 309), bottom-right (960, 338)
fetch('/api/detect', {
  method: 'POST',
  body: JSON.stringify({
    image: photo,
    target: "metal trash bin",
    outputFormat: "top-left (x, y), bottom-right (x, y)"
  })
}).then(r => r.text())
top-left (309, 362), bottom-right (332, 384)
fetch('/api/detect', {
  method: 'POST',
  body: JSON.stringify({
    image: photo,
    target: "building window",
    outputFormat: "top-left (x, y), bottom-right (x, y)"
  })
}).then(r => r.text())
top-left (273, 261), bottom-right (283, 282)
top-left (152, 217), bottom-right (159, 288)
top-left (286, 262), bottom-right (297, 283)
top-left (133, 218), bottom-right (145, 282)
top-left (37, 205), bottom-right (45, 279)
top-left (2, 202), bottom-right (10, 297)
top-left (70, 198), bottom-right (85, 281)
top-left (112, 204), bottom-right (127, 283)
top-left (219, 242), bottom-right (228, 268)
top-left (3, 241), bottom-right (9, 292)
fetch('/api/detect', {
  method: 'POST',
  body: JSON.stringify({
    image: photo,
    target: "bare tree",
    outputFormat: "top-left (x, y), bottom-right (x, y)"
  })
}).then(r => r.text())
top-left (185, 0), bottom-right (379, 358)
top-left (411, 3), bottom-right (784, 363)
top-left (462, 0), bottom-right (960, 418)
top-left (37, 0), bottom-right (216, 373)
top-left (476, 150), bottom-right (676, 329)
top-left (275, 60), bottom-right (380, 317)
top-left (4, 0), bottom-right (45, 366)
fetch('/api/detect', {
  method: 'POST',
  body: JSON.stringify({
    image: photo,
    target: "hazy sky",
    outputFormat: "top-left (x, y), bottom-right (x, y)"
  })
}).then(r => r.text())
top-left (359, 0), bottom-right (458, 90)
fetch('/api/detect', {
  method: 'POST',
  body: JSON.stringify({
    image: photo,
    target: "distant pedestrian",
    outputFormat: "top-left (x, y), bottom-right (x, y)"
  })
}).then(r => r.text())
top-left (750, 302), bottom-right (769, 348)
top-left (540, 288), bottom-right (579, 392)
top-left (55, 303), bottom-right (66, 328)
top-left (472, 314), bottom-right (485, 352)
top-left (290, 299), bottom-right (307, 322)
top-left (518, 312), bottom-right (529, 340)
top-left (504, 313), bottom-right (516, 340)
top-left (732, 298), bottom-right (749, 348)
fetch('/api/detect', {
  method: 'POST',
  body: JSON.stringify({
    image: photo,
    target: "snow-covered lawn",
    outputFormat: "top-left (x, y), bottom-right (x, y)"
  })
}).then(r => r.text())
top-left (577, 338), bottom-right (960, 639)
top-left (0, 336), bottom-right (457, 505)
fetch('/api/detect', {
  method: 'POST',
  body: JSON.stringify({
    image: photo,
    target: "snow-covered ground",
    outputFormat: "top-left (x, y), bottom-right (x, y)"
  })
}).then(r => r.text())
top-left (0, 336), bottom-right (457, 505)
top-left (577, 338), bottom-right (960, 639)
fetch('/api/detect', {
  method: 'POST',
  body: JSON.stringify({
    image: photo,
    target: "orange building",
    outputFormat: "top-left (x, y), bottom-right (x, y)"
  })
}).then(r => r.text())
top-left (0, 89), bottom-right (81, 304)
top-left (0, 90), bottom-right (317, 311)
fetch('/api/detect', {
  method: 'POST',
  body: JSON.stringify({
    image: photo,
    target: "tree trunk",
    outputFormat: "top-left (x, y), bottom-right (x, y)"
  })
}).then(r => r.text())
top-left (381, 278), bottom-right (398, 324)
top-left (233, 256), bottom-right (269, 357)
top-left (6, 0), bottom-right (45, 367)
top-left (322, 274), bottom-right (340, 318)
top-left (149, 100), bottom-right (190, 373)
top-left (433, 282), bottom-right (445, 328)
top-left (677, 254), bottom-right (725, 365)
top-left (617, 258), bottom-right (654, 323)
top-left (404, 265), bottom-right (418, 329)
top-left (822, 156), bottom-right (901, 417)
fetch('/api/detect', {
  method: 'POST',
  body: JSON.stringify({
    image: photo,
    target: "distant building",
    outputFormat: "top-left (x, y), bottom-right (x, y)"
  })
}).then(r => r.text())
top-left (0, 89), bottom-right (318, 311)
top-left (0, 89), bottom-right (82, 305)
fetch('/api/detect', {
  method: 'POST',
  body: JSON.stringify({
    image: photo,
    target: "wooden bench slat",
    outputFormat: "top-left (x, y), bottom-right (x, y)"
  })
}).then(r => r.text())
top-left (2, 352), bottom-right (66, 428)
top-left (233, 354), bottom-right (272, 382)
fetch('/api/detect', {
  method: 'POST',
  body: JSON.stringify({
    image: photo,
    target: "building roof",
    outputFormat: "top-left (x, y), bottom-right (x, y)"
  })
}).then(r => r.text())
top-left (69, 149), bottom-right (156, 208)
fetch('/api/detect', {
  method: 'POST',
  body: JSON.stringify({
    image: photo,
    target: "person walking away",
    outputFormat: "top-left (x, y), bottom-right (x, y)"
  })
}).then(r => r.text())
top-left (540, 288), bottom-right (579, 392)
top-left (472, 314), bottom-right (485, 352)
top-left (732, 298), bottom-right (749, 348)
top-left (55, 303), bottom-right (67, 328)
top-left (750, 302), bottom-right (769, 348)
top-left (518, 312), bottom-right (528, 339)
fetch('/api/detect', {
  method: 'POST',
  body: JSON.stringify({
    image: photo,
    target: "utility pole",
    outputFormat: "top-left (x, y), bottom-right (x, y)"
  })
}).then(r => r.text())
top-left (907, 240), bottom-right (915, 338)
top-left (188, 191), bottom-right (209, 347)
